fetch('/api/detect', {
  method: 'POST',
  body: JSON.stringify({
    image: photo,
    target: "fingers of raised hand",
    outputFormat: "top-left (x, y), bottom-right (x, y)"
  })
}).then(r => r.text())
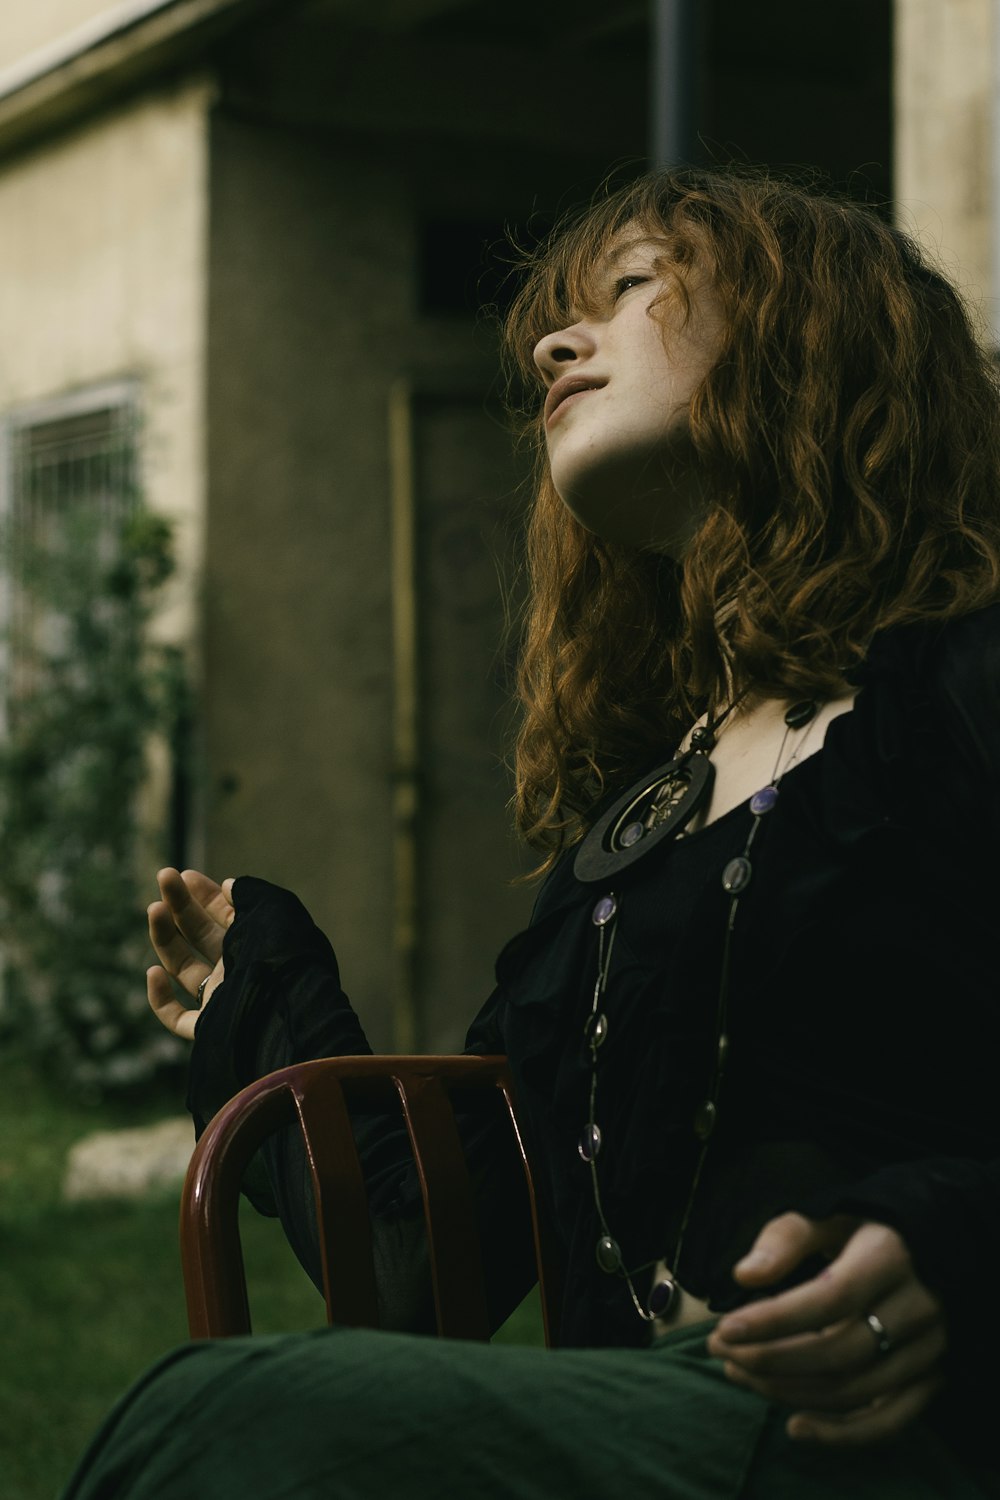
top-left (147, 897), bottom-right (212, 995)
top-left (146, 954), bottom-right (224, 1040)
top-left (179, 869), bottom-right (237, 933)
top-left (146, 963), bottom-right (200, 1042)
top-left (155, 867), bottom-right (231, 964)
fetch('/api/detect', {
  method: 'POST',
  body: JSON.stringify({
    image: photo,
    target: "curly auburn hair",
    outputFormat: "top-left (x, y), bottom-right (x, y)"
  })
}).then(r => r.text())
top-left (502, 165), bottom-right (1000, 866)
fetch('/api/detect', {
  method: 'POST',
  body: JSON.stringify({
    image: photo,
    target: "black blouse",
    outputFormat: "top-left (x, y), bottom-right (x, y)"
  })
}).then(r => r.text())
top-left (188, 603), bottom-right (1000, 1444)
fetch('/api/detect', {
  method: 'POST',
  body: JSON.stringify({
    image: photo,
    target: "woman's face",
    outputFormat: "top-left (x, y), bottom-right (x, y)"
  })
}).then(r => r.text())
top-left (532, 235), bottom-right (723, 555)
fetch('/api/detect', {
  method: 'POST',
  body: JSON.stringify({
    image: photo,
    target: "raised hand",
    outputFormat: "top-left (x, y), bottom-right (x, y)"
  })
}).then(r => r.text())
top-left (706, 1212), bottom-right (947, 1446)
top-left (146, 867), bottom-right (235, 1041)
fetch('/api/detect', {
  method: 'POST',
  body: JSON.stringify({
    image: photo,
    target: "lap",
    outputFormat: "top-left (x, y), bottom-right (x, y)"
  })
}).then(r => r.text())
top-left (61, 1322), bottom-right (993, 1500)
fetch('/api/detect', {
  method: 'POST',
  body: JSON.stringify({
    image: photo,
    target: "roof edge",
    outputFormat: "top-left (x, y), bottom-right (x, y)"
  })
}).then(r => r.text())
top-left (0, 0), bottom-right (279, 157)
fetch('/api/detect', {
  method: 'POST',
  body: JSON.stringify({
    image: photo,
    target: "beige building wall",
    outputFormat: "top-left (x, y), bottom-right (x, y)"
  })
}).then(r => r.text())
top-left (0, 75), bottom-right (210, 659)
top-left (894, 0), bottom-right (995, 331)
top-left (0, 75), bottom-right (212, 890)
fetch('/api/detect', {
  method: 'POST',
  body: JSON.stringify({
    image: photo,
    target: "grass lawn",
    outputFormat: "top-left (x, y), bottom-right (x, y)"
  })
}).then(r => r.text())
top-left (0, 1052), bottom-right (543, 1500)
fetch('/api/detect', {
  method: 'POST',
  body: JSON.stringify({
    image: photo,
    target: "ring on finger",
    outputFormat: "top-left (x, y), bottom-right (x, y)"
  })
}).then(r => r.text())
top-left (864, 1311), bottom-right (893, 1357)
top-left (196, 974), bottom-right (212, 1005)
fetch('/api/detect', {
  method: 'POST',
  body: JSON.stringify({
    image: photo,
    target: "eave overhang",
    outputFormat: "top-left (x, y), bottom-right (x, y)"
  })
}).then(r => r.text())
top-left (0, 0), bottom-right (282, 159)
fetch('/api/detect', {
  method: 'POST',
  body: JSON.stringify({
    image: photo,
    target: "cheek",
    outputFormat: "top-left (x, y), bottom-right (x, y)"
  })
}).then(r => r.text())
top-left (640, 345), bottom-right (699, 415)
top-left (641, 303), bottom-right (718, 410)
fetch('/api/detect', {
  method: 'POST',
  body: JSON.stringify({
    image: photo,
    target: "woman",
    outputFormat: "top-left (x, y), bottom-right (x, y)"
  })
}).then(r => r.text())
top-left (65, 167), bottom-right (1000, 1498)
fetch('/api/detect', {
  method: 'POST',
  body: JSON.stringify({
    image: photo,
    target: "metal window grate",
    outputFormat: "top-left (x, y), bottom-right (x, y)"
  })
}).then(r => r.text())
top-left (6, 400), bottom-right (137, 704)
top-left (14, 404), bottom-right (135, 507)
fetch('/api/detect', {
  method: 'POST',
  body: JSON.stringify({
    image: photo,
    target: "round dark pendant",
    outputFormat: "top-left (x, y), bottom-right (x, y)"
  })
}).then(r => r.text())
top-left (584, 1012), bottom-right (609, 1049)
top-left (749, 785), bottom-right (779, 816)
top-left (574, 752), bottom-right (716, 884)
top-left (648, 1277), bottom-right (677, 1319)
top-left (785, 699), bottom-right (818, 730)
top-left (578, 1123), bottom-right (602, 1162)
top-left (722, 856), bottom-right (753, 894)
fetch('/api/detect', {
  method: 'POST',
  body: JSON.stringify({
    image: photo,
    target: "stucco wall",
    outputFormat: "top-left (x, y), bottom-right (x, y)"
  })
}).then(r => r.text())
top-left (894, 0), bottom-right (995, 328)
top-left (0, 77), bottom-right (209, 654)
top-left (0, 77), bottom-right (211, 895)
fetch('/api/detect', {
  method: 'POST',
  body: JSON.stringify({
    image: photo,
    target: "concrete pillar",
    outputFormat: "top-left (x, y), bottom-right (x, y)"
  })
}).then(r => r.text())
top-left (894, 0), bottom-right (996, 338)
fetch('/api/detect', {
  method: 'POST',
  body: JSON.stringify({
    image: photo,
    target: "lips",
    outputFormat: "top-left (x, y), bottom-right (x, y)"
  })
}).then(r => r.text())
top-left (544, 375), bottom-right (607, 426)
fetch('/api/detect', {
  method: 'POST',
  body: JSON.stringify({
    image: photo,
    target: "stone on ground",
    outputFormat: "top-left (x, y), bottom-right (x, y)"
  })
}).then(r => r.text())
top-left (63, 1117), bottom-right (194, 1201)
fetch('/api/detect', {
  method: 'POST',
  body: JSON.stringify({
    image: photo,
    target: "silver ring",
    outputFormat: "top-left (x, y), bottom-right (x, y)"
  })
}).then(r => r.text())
top-left (864, 1311), bottom-right (893, 1357)
top-left (196, 974), bottom-right (212, 1004)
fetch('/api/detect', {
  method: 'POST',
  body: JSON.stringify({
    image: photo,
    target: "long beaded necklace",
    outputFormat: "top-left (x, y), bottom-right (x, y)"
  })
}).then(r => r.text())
top-left (571, 697), bottom-right (821, 1324)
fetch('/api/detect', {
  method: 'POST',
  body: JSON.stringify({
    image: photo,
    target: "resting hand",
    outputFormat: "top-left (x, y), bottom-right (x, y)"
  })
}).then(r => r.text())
top-left (147, 867), bottom-right (235, 1041)
top-left (706, 1212), bottom-right (947, 1447)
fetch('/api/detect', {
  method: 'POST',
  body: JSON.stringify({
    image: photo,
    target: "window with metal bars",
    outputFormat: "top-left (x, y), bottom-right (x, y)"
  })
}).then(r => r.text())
top-left (1, 386), bottom-right (139, 713)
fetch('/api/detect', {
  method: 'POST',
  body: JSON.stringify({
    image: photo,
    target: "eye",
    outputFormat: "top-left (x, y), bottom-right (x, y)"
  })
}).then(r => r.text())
top-left (612, 273), bottom-right (651, 301)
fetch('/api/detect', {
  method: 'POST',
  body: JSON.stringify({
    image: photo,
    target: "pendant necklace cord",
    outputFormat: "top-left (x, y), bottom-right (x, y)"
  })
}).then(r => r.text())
top-left (579, 697), bottom-right (821, 1326)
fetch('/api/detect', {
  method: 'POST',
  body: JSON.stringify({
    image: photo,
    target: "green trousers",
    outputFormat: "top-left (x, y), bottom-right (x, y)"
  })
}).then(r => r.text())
top-left (61, 1321), bottom-right (994, 1499)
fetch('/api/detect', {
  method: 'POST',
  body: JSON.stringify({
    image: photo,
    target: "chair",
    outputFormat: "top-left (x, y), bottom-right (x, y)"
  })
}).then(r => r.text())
top-left (179, 1053), bottom-right (560, 1346)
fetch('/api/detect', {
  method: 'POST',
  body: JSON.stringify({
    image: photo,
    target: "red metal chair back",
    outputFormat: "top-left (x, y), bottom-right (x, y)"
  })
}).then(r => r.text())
top-left (179, 1054), bottom-right (560, 1345)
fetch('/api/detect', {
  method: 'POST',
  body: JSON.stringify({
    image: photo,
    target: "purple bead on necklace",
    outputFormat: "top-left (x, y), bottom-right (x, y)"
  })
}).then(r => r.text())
top-left (749, 784), bottom-right (779, 816)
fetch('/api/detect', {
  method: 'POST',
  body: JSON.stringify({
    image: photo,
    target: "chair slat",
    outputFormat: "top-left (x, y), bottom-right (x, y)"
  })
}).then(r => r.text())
top-left (294, 1070), bottom-right (381, 1328)
top-left (499, 1078), bottom-right (563, 1349)
top-left (394, 1073), bottom-right (491, 1340)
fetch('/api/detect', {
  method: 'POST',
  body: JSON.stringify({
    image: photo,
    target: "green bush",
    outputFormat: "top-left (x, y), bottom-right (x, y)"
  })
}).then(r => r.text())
top-left (0, 504), bottom-right (189, 1092)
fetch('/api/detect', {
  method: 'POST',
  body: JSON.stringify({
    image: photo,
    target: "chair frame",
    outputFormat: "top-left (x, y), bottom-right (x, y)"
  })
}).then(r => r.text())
top-left (180, 1054), bottom-right (561, 1345)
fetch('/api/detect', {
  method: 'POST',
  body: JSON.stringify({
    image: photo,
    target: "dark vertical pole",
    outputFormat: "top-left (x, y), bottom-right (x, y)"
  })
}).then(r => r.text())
top-left (388, 380), bottom-right (421, 1054)
top-left (650, 0), bottom-right (700, 168)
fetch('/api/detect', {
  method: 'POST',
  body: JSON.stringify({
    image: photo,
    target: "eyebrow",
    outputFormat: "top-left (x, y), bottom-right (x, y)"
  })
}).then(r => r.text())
top-left (602, 236), bottom-right (658, 270)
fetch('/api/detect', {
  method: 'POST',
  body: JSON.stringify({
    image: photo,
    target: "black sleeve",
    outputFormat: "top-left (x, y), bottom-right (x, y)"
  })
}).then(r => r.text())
top-left (929, 604), bottom-right (1000, 833)
top-left (187, 876), bottom-right (537, 1333)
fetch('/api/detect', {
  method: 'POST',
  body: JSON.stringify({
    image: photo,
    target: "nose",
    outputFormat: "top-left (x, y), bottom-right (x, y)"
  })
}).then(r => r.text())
top-left (532, 321), bottom-right (597, 381)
